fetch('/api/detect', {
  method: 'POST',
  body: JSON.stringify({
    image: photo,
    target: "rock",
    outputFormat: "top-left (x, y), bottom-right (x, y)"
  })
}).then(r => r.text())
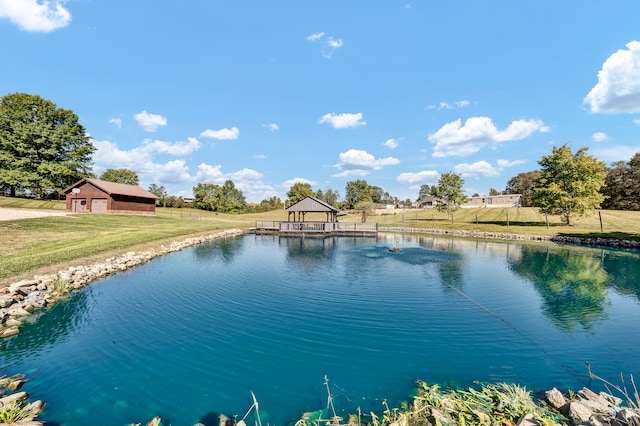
top-left (7, 306), bottom-right (30, 317)
top-left (616, 408), bottom-right (640, 424)
top-left (23, 399), bottom-right (45, 415)
top-left (5, 318), bottom-right (23, 327)
top-left (0, 295), bottom-right (15, 308)
top-left (8, 280), bottom-right (38, 295)
top-left (516, 413), bottom-right (541, 425)
top-left (7, 379), bottom-right (26, 391)
top-left (545, 387), bottom-right (568, 411)
top-left (599, 392), bottom-right (623, 407)
top-left (1, 326), bottom-right (20, 337)
top-left (569, 401), bottom-right (594, 423)
top-left (0, 390), bottom-right (28, 406)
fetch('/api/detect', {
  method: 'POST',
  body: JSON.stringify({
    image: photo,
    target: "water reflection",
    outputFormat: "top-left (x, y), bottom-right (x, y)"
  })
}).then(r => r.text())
top-left (1, 291), bottom-right (90, 365)
top-left (601, 250), bottom-right (640, 301)
top-left (508, 245), bottom-right (611, 331)
top-left (193, 237), bottom-right (243, 263)
top-left (281, 237), bottom-right (340, 270)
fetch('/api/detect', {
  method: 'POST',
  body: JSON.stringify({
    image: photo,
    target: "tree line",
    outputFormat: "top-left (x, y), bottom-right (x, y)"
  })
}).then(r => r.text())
top-left (1, 92), bottom-right (638, 222)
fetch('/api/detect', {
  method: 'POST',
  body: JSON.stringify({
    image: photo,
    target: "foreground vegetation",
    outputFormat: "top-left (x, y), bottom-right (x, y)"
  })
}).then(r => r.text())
top-left (2, 196), bottom-right (640, 285)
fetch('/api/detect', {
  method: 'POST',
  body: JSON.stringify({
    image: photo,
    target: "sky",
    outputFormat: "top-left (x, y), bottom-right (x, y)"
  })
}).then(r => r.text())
top-left (1, 1), bottom-right (640, 203)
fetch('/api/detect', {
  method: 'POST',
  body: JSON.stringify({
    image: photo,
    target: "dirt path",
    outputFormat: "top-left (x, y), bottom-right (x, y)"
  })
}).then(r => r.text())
top-left (0, 207), bottom-right (68, 221)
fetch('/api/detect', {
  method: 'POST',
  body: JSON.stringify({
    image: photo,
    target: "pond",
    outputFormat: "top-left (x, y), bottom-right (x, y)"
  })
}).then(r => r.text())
top-left (1, 233), bottom-right (640, 425)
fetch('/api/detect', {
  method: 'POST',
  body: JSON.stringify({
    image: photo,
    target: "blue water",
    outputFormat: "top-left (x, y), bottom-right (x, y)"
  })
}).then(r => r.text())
top-left (2, 233), bottom-right (640, 426)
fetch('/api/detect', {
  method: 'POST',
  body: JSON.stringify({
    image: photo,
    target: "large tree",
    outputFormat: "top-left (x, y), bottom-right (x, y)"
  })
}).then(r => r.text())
top-left (316, 187), bottom-right (340, 206)
top-left (345, 179), bottom-right (371, 209)
top-left (505, 171), bottom-right (541, 207)
top-left (148, 183), bottom-right (167, 206)
top-left (0, 92), bottom-right (95, 197)
top-left (417, 184), bottom-right (435, 202)
top-left (532, 144), bottom-right (606, 225)
top-left (286, 182), bottom-right (315, 205)
top-left (100, 168), bottom-right (140, 186)
top-left (600, 153), bottom-right (640, 210)
top-left (192, 180), bottom-right (246, 213)
top-left (431, 172), bottom-right (467, 220)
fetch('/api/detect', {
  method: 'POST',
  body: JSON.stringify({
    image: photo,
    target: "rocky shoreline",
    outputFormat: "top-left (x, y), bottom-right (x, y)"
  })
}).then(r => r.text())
top-left (0, 229), bottom-right (246, 425)
top-left (379, 226), bottom-right (640, 250)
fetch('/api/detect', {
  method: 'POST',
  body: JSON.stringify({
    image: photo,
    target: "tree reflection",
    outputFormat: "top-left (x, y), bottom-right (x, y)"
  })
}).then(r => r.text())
top-left (193, 237), bottom-right (243, 263)
top-left (508, 245), bottom-right (611, 331)
top-left (283, 237), bottom-right (338, 270)
top-left (601, 250), bottom-right (640, 301)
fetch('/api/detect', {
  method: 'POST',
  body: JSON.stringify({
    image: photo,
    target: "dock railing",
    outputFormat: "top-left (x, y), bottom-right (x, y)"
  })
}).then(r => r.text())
top-left (255, 221), bottom-right (378, 235)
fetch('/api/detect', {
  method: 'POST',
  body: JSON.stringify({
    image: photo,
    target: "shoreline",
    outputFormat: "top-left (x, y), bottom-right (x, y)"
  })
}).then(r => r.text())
top-left (379, 226), bottom-right (640, 250)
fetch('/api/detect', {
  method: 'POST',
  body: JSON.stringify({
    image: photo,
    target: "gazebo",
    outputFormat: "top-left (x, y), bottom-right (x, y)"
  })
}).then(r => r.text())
top-left (286, 196), bottom-right (339, 222)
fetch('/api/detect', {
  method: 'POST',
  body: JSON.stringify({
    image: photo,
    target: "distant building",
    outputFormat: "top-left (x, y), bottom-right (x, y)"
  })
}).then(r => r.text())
top-left (462, 194), bottom-right (522, 208)
top-left (417, 196), bottom-right (440, 208)
top-left (61, 178), bottom-right (157, 214)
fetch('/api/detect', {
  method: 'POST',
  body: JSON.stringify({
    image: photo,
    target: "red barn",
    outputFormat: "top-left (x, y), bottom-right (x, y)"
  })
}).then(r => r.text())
top-left (61, 178), bottom-right (157, 214)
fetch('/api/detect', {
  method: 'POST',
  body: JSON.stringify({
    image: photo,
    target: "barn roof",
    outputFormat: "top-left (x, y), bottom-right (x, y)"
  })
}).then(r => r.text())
top-left (62, 178), bottom-right (158, 199)
top-left (286, 196), bottom-right (338, 213)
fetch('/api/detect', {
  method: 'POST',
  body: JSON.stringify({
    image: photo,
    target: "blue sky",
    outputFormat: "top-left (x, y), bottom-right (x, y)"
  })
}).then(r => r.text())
top-left (1, 1), bottom-right (639, 203)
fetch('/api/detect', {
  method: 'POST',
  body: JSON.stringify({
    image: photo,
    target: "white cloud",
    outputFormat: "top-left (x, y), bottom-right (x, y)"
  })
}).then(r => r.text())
top-left (109, 118), bottom-right (122, 128)
top-left (384, 138), bottom-right (399, 149)
top-left (92, 139), bottom-right (193, 184)
top-left (429, 100), bottom-right (471, 110)
top-left (454, 160), bottom-right (500, 179)
top-left (155, 160), bottom-right (191, 184)
top-left (134, 110), bottom-right (167, 132)
top-left (307, 31), bottom-right (343, 59)
top-left (428, 116), bottom-right (549, 157)
top-left (584, 40), bottom-right (640, 114)
top-left (199, 127), bottom-right (240, 140)
top-left (307, 32), bottom-right (325, 41)
top-left (496, 159), bottom-right (526, 168)
top-left (397, 170), bottom-right (439, 185)
top-left (590, 145), bottom-right (640, 164)
top-left (0, 0), bottom-right (71, 32)
top-left (194, 163), bottom-right (224, 182)
top-left (634, 119), bottom-right (640, 126)
top-left (143, 137), bottom-right (200, 156)
top-left (92, 138), bottom-right (273, 202)
top-left (263, 123), bottom-right (280, 132)
top-left (319, 112), bottom-right (366, 129)
top-left (283, 177), bottom-right (317, 188)
top-left (333, 149), bottom-right (399, 177)
top-left (592, 132), bottom-right (610, 142)
top-left (254, 154), bottom-right (267, 159)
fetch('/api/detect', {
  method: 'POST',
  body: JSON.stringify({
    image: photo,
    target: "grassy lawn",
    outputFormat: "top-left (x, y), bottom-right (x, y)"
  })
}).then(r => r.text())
top-left (2, 195), bottom-right (639, 285)
top-left (374, 207), bottom-right (640, 240)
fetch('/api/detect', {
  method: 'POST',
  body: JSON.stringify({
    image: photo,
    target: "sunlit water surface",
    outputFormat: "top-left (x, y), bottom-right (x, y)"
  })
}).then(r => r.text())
top-left (2, 234), bottom-right (640, 425)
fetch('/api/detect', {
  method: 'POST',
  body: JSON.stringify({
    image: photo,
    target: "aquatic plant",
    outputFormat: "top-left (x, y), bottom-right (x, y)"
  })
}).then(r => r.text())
top-left (48, 278), bottom-right (71, 299)
top-left (293, 378), bottom-right (565, 426)
top-left (0, 400), bottom-right (42, 423)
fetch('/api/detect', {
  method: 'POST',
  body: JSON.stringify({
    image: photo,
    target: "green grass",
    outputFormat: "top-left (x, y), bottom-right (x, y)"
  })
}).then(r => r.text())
top-left (375, 207), bottom-right (640, 240)
top-left (2, 195), bottom-right (640, 284)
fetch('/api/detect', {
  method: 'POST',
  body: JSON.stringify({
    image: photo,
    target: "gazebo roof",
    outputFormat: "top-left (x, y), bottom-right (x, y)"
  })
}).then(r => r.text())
top-left (286, 196), bottom-right (338, 213)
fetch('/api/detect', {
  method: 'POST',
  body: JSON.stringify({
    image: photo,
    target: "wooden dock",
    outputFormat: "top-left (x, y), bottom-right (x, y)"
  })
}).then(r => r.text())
top-left (254, 221), bottom-right (378, 237)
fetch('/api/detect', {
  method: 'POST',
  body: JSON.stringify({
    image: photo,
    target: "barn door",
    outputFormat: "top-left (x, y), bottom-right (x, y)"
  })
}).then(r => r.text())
top-left (91, 198), bottom-right (108, 213)
top-left (72, 198), bottom-right (87, 213)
